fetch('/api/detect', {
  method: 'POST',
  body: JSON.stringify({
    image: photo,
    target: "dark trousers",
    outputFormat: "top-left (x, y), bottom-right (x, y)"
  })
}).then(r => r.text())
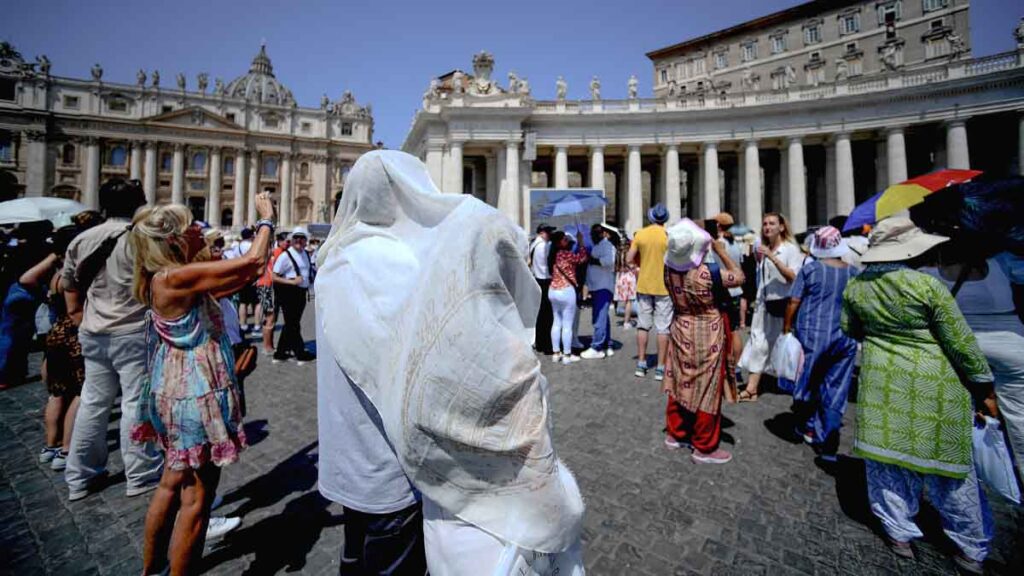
top-left (339, 502), bottom-right (427, 576)
top-left (274, 285), bottom-right (308, 358)
top-left (666, 398), bottom-right (721, 454)
top-left (535, 278), bottom-right (554, 354)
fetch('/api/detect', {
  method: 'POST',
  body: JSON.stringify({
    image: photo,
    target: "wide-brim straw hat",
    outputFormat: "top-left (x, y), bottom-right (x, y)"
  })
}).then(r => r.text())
top-left (664, 218), bottom-right (711, 272)
top-left (859, 217), bottom-right (948, 264)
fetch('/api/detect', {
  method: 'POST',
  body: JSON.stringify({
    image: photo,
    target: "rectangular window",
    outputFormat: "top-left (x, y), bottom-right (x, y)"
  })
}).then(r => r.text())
top-left (931, 19), bottom-right (943, 30)
top-left (675, 62), bottom-right (686, 80)
top-left (693, 58), bottom-right (705, 75)
top-left (301, 121), bottom-right (312, 134)
top-left (846, 42), bottom-right (859, 53)
top-left (63, 95), bottom-right (80, 109)
top-left (162, 105), bottom-right (173, 114)
top-left (803, 24), bottom-right (822, 45)
top-left (741, 42), bottom-right (757, 62)
top-left (264, 117), bottom-right (279, 129)
top-left (923, 0), bottom-right (947, 12)
top-left (925, 37), bottom-right (950, 58)
top-left (226, 113), bottom-right (236, 123)
top-left (810, 51), bottom-right (822, 62)
top-left (714, 52), bottom-right (727, 69)
top-left (876, 1), bottom-right (902, 25)
top-left (659, 69), bottom-right (668, 84)
top-left (341, 123), bottom-right (353, 136)
top-left (839, 13), bottom-right (860, 35)
top-left (771, 35), bottom-right (786, 54)
top-left (807, 67), bottom-right (826, 86)
top-left (0, 133), bottom-right (13, 163)
top-left (0, 79), bottom-right (16, 101)
top-left (849, 58), bottom-right (864, 76)
top-left (108, 99), bottom-right (127, 113)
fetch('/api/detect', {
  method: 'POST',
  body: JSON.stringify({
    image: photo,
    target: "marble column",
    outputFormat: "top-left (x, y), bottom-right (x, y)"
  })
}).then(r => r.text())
top-left (143, 142), bottom-right (157, 206)
top-left (498, 141), bottom-right (520, 223)
top-left (702, 142), bottom-right (720, 218)
top-left (664, 145), bottom-right (681, 223)
top-left (834, 133), bottom-right (856, 218)
top-left (445, 141), bottom-right (463, 194)
top-left (247, 150), bottom-right (259, 225)
top-left (787, 137), bottom-right (807, 233)
top-left (129, 141), bottom-right (143, 181)
top-left (825, 141), bottom-right (836, 217)
top-left (485, 151), bottom-right (498, 207)
top-left (23, 131), bottom-right (49, 197)
top-left (233, 149), bottom-right (247, 228)
top-left (589, 146), bottom-right (605, 193)
top-left (280, 154), bottom-right (293, 227)
top-left (83, 138), bottom-right (101, 209)
top-left (554, 145), bottom-right (569, 189)
top-left (520, 158), bottom-right (532, 230)
top-left (626, 145), bottom-right (643, 235)
top-left (208, 147), bottom-right (222, 226)
top-left (946, 120), bottom-right (970, 170)
top-left (742, 140), bottom-right (762, 228)
top-left (426, 144), bottom-right (444, 191)
top-left (886, 128), bottom-right (908, 185)
top-left (171, 144), bottom-right (185, 205)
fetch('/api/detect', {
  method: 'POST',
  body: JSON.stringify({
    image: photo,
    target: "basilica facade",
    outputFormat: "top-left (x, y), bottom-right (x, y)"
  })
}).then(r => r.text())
top-left (0, 43), bottom-right (375, 228)
top-left (403, 0), bottom-right (1024, 234)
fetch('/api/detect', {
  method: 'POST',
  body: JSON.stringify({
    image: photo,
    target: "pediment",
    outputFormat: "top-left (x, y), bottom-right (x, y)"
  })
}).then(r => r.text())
top-left (144, 106), bottom-right (241, 130)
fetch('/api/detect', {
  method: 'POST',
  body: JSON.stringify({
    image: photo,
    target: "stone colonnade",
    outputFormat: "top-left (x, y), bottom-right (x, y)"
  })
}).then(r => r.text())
top-left (431, 119), bottom-right (984, 235)
top-left (59, 137), bottom-right (344, 228)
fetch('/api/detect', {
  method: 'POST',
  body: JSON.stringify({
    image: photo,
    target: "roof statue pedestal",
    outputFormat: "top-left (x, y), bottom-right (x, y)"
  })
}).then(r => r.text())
top-left (469, 51), bottom-right (497, 95)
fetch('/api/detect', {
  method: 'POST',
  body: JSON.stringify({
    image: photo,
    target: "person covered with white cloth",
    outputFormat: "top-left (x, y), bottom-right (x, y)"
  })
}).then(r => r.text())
top-left (315, 150), bottom-right (585, 575)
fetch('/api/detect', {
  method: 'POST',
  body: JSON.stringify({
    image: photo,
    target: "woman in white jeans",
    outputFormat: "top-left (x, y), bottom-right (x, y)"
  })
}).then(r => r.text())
top-left (547, 230), bottom-right (587, 364)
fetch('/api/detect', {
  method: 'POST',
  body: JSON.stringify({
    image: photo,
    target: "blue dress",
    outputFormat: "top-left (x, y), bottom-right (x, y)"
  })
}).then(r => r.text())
top-left (790, 260), bottom-right (858, 453)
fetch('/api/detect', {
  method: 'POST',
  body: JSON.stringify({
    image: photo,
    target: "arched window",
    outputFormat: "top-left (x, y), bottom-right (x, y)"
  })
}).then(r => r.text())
top-left (61, 144), bottom-right (75, 165)
top-left (223, 156), bottom-right (235, 175)
top-left (262, 157), bottom-right (278, 177)
top-left (109, 145), bottom-right (127, 167)
top-left (222, 208), bottom-right (233, 227)
top-left (160, 153), bottom-right (172, 172)
top-left (300, 162), bottom-right (310, 180)
top-left (191, 152), bottom-right (207, 172)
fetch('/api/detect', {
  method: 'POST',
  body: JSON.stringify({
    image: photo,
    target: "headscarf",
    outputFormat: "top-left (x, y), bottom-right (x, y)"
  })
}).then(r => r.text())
top-left (315, 150), bottom-right (584, 553)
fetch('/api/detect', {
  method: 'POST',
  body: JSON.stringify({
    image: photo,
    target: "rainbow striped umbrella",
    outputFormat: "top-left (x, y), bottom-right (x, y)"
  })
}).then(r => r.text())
top-left (843, 169), bottom-right (982, 233)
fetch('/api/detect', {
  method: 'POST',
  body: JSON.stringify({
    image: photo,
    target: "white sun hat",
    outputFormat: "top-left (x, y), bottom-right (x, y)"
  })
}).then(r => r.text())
top-left (664, 218), bottom-right (712, 273)
top-left (859, 217), bottom-right (948, 264)
top-left (289, 225), bottom-right (310, 240)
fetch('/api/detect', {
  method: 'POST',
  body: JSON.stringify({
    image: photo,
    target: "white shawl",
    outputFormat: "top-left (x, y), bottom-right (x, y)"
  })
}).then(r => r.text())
top-left (315, 150), bottom-right (584, 553)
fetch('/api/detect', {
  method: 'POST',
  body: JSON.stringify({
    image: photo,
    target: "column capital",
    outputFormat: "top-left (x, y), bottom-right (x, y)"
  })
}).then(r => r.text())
top-left (82, 136), bottom-right (100, 146)
top-left (785, 135), bottom-right (804, 146)
top-left (209, 146), bottom-right (222, 156)
top-left (742, 138), bottom-right (759, 147)
top-left (944, 118), bottom-right (968, 128)
top-left (885, 126), bottom-right (906, 136)
top-left (589, 144), bottom-right (604, 153)
top-left (172, 142), bottom-right (185, 152)
top-left (22, 130), bottom-right (47, 142)
top-left (627, 144), bottom-right (642, 153)
top-left (665, 143), bottom-right (679, 153)
top-left (701, 141), bottom-right (718, 151)
top-left (554, 144), bottom-right (568, 152)
top-left (831, 131), bottom-right (852, 141)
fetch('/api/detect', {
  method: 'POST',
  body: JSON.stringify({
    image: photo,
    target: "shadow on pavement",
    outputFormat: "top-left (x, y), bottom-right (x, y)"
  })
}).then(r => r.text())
top-left (242, 419), bottom-right (270, 447)
top-left (763, 412), bottom-right (804, 444)
top-left (202, 490), bottom-right (343, 575)
top-left (219, 440), bottom-right (319, 520)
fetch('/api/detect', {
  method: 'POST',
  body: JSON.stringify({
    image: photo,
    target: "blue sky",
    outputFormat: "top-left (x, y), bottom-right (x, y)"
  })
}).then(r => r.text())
top-left (3, 0), bottom-right (1020, 148)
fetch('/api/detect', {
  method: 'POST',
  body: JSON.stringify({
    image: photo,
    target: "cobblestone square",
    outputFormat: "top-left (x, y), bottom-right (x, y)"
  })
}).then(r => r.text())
top-left (1, 307), bottom-right (1022, 575)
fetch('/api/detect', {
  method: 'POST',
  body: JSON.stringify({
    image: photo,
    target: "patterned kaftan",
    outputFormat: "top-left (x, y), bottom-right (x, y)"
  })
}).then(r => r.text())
top-left (662, 265), bottom-right (739, 414)
top-left (841, 264), bottom-right (992, 479)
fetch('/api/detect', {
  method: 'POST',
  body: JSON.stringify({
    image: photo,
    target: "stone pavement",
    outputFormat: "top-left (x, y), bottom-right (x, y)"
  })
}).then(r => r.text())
top-left (1, 305), bottom-right (1022, 575)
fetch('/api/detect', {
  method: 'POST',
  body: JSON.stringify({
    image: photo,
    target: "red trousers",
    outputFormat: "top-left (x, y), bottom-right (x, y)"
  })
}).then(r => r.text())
top-left (666, 398), bottom-right (721, 453)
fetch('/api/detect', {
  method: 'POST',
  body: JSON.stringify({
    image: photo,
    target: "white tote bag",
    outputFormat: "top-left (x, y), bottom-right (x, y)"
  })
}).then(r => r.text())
top-left (739, 269), bottom-right (770, 373)
top-left (771, 333), bottom-right (805, 382)
top-left (973, 416), bottom-right (1021, 504)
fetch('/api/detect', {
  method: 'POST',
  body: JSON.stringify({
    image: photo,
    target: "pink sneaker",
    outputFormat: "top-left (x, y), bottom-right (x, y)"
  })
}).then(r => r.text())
top-left (691, 449), bottom-right (733, 464)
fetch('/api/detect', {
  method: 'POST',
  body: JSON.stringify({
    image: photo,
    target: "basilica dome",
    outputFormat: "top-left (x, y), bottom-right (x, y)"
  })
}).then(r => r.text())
top-left (225, 44), bottom-right (294, 106)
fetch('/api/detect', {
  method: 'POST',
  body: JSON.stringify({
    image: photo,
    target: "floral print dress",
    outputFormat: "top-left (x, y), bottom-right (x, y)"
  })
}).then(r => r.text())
top-left (132, 295), bottom-right (247, 470)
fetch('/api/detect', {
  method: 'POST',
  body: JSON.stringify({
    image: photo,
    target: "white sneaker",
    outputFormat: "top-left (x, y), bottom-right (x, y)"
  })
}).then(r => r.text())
top-left (205, 516), bottom-right (241, 540)
top-left (551, 353), bottom-right (562, 363)
top-left (606, 348), bottom-right (615, 357)
top-left (50, 452), bottom-right (67, 471)
top-left (580, 348), bottom-right (606, 360)
top-left (565, 355), bottom-right (581, 363)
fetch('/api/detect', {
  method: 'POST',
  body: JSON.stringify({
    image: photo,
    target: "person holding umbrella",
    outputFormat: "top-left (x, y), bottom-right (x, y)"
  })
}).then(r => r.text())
top-left (529, 223), bottom-right (556, 355)
top-left (581, 223), bottom-right (619, 359)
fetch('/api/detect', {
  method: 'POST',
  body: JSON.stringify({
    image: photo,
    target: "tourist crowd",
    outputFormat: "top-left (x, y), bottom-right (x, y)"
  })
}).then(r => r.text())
top-left (0, 149), bottom-right (1021, 575)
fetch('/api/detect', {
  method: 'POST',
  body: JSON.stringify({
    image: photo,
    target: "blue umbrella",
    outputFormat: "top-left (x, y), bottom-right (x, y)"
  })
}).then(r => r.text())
top-left (538, 192), bottom-right (608, 218)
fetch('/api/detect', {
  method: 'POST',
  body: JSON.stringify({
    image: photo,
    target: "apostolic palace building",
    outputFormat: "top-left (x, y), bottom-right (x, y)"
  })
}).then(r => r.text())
top-left (0, 43), bottom-right (375, 228)
top-left (2, 0), bottom-right (1024, 235)
top-left (403, 0), bottom-right (1024, 234)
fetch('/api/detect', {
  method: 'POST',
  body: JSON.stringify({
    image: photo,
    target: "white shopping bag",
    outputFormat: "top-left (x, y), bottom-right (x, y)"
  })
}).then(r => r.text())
top-left (771, 333), bottom-right (804, 382)
top-left (973, 416), bottom-right (1021, 504)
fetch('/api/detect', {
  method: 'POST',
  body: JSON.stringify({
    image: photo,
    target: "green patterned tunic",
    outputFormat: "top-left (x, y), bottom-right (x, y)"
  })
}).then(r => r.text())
top-left (841, 264), bottom-right (992, 479)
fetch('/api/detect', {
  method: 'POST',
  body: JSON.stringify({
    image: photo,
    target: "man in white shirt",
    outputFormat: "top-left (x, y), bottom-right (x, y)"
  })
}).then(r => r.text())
top-left (272, 226), bottom-right (315, 364)
top-left (581, 224), bottom-right (618, 359)
top-left (529, 224), bottom-right (555, 355)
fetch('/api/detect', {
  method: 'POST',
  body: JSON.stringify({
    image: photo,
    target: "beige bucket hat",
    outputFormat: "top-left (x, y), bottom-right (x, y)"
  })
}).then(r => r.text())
top-left (859, 217), bottom-right (948, 264)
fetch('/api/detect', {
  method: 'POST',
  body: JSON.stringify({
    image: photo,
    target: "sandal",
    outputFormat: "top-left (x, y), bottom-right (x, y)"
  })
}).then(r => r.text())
top-left (738, 390), bottom-right (758, 402)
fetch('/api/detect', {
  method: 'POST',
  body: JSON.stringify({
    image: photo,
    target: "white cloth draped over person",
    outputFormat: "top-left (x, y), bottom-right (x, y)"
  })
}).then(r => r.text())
top-left (315, 150), bottom-right (585, 575)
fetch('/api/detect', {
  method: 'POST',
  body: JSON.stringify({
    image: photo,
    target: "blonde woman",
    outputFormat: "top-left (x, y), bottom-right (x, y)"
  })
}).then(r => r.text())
top-left (130, 193), bottom-right (274, 575)
top-left (739, 212), bottom-right (803, 402)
